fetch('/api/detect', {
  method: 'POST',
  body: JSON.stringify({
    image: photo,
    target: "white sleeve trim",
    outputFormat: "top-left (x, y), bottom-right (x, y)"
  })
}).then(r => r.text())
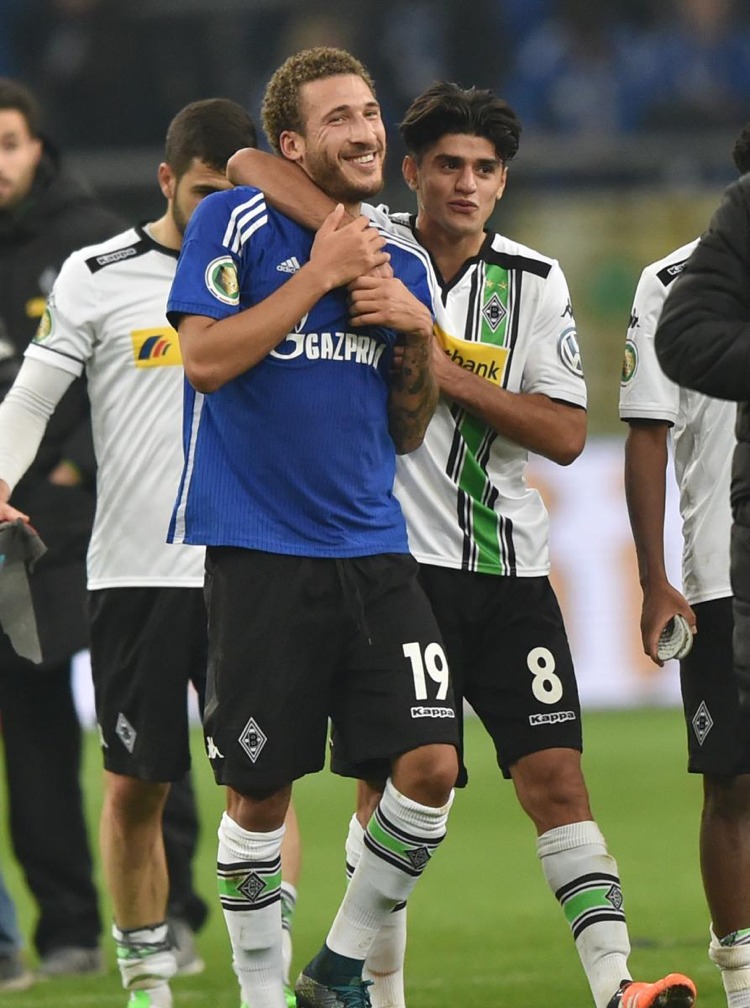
top-left (0, 357), bottom-right (77, 492)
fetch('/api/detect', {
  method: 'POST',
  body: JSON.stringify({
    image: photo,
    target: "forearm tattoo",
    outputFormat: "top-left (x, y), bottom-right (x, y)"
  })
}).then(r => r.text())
top-left (389, 338), bottom-right (438, 453)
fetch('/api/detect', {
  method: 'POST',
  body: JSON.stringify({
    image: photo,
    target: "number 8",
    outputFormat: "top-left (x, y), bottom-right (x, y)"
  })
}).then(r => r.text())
top-left (527, 646), bottom-right (563, 704)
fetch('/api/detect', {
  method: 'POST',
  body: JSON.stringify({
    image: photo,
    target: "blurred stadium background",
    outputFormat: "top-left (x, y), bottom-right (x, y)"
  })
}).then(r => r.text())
top-left (5, 0), bottom-right (738, 709)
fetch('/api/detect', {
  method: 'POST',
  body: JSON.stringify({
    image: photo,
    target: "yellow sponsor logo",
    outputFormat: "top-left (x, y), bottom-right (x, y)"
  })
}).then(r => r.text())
top-left (26, 296), bottom-right (47, 320)
top-left (435, 323), bottom-right (509, 385)
top-left (130, 327), bottom-right (183, 368)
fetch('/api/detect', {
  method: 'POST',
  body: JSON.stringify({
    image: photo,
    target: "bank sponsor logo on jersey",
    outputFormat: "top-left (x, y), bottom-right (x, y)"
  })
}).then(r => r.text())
top-left (620, 338), bottom-right (638, 385)
top-left (205, 256), bottom-right (240, 306)
top-left (131, 327), bottom-right (183, 368)
top-left (557, 327), bottom-right (584, 377)
top-left (528, 709), bottom-right (577, 726)
top-left (410, 705), bottom-right (456, 719)
top-left (270, 330), bottom-right (386, 368)
top-left (435, 323), bottom-right (509, 385)
top-left (33, 306), bottom-right (53, 343)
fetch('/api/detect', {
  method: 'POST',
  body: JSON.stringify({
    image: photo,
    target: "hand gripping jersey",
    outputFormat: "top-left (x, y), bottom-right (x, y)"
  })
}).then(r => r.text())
top-left (167, 187), bottom-right (435, 557)
top-left (371, 211), bottom-right (587, 576)
top-left (24, 225), bottom-right (204, 588)
top-left (619, 239), bottom-right (733, 604)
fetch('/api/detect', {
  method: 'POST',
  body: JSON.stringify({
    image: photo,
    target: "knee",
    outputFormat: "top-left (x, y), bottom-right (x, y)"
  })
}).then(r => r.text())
top-left (512, 749), bottom-right (592, 833)
top-left (392, 744), bottom-right (457, 807)
top-left (104, 773), bottom-right (170, 824)
top-left (704, 773), bottom-right (750, 823)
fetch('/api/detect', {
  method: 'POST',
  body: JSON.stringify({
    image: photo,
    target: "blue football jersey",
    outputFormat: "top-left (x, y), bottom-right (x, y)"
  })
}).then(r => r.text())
top-left (167, 186), bottom-right (434, 557)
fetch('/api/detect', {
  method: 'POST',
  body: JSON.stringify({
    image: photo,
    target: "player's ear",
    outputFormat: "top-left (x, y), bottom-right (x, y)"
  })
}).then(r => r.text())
top-left (279, 130), bottom-right (303, 162)
top-left (158, 162), bottom-right (177, 201)
top-left (402, 154), bottom-right (418, 191)
top-left (496, 165), bottom-right (509, 200)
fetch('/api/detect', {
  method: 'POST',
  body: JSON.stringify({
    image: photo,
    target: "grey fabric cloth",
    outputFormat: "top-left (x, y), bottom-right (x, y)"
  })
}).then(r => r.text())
top-left (0, 519), bottom-right (47, 663)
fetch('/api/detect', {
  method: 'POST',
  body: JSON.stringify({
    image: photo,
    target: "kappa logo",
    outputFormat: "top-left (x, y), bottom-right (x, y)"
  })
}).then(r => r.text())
top-left (410, 706), bottom-right (456, 719)
top-left (529, 710), bottom-right (577, 726)
top-left (206, 736), bottom-right (225, 759)
top-left (276, 256), bottom-right (301, 274)
top-left (115, 712), bottom-right (137, 753)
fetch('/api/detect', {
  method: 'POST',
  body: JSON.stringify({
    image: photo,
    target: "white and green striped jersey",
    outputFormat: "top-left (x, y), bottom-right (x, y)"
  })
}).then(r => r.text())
top-left (618, 240), bottom-right (733, 605)
top-left (373, 211), bottom-right (587, 576)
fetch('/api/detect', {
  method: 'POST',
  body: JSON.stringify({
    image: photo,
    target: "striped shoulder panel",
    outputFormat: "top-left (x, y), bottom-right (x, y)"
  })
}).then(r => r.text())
top-left (222, 191), bottom-right (268, 254)
top-left (84, 236), bottom-right (152, 274)
top-left (484, 246), bottom-right (552, 279)
top-left (655, 257), bottom-right (690, 288)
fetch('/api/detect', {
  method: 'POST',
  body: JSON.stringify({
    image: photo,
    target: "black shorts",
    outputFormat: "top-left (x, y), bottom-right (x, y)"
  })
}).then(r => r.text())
top-left (680, 596), bottom-right (750, 775)
top-left (203, 548), bottom-right (459, 792)
top-left (416, 566), bottom-right (582, 784)
top-left (88, 587), bottom-right (208, 782)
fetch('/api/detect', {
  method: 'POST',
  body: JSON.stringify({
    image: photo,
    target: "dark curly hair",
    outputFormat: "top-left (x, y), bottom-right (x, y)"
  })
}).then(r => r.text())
top-left (261, 47), bottom-right (375, 155)
top-left (399, 82), bottom-right (521, 165)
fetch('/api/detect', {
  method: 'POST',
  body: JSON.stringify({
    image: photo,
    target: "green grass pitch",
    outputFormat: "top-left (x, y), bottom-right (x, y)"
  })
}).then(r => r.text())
top-left (0, 708), bottom-right (724, 1006)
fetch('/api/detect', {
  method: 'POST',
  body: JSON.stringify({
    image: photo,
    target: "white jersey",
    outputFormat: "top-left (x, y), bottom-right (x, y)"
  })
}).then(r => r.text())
top-left (618, 239), bottom-right (733, 604)
top-left (25, 225), bottom-right (204, 589)
top-left (373, 212), bottom-right (587, 576)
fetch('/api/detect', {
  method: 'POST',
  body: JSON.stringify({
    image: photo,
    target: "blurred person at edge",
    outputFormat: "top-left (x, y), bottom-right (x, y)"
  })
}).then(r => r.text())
top-left (0, 862), bottom-right (34, 991)
top-left (0, 77), bottom-right (208, 980)
top-left (654, 124), bottom-right (750, 1008)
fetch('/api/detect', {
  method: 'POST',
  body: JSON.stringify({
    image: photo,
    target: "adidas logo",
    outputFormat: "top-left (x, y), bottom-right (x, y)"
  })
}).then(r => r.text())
top-left (276, 257), bottom-right (301, 274)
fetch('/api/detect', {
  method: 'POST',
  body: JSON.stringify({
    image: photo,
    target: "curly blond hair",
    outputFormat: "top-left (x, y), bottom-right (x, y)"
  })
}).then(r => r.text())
top-left (261, 46), bottom-right (375, 155)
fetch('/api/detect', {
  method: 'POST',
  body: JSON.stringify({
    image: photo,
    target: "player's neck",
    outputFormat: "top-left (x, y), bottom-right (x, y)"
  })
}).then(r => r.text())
top-left (147, 212), bottom-right (181, 251)
top-left (417, 216), bottom-right (484, 283)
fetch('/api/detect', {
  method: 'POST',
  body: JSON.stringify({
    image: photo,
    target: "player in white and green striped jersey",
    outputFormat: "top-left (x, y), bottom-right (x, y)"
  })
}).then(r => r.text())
top-left (229, 81), bottom-right (695, 1008)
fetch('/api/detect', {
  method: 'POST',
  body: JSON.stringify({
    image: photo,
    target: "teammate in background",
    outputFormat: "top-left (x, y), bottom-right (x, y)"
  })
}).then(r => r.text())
top-left (0, 863), bottom-right (34, 991)
top-left (0, 74), bottom-right (117, 978)
top-left (0, 97), bottom-right (257, 1008)
top-left (167, 46), bottom-right (458, 1008)
top-left (629, 126), bottom-right (750, 1008)
top-left (0, 74), bottom-right (214, 980)
top-left (229, 80), bottom-right (697, 1008)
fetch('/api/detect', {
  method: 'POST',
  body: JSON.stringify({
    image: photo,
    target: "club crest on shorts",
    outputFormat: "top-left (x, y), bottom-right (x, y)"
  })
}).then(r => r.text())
top-left (116, 712), bottom-right (137, 753)
top-left (239, 717), bottom-right (267, 762)
top-left (692, 700), bottom-right (713, 745)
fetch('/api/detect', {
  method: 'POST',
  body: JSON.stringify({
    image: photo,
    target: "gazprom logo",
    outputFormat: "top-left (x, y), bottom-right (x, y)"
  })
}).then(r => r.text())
top-left (270, 330), bottom-right (386, 368)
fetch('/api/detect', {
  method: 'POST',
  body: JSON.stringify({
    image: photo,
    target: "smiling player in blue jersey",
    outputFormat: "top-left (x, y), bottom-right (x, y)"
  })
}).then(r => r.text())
top-left (229, 81), bottom-right (697, 1008)
top-left (166, 47), bottom-right (459, 1008)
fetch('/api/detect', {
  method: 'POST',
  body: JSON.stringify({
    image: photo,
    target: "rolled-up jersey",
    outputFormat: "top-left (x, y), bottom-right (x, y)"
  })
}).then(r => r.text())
top-left (167, 187), bottom-right (435, 557)
top-left (24, 225), bottom-right (204, 589)
top-left (619, 239), bottom-right (733, 604)
top-left (373, 212), bottom-right (586, 576)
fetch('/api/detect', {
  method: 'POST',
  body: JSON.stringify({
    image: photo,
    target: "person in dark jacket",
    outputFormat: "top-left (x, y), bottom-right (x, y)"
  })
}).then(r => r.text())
top-left (654, 124), bottom-right (750, 1008)
top-left (0, 76), bottom-right (208, 977)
